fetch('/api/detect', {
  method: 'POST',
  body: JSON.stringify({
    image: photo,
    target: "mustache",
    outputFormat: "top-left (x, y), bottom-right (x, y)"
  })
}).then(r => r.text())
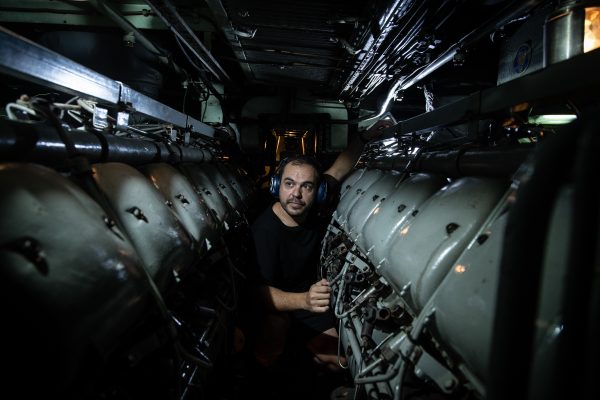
top-left (286, 199), bottom-right (306, 206)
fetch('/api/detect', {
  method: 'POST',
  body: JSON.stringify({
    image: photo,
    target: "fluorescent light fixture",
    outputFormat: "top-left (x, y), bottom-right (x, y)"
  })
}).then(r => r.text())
top-left (528, 114), bottom-right (578, 125)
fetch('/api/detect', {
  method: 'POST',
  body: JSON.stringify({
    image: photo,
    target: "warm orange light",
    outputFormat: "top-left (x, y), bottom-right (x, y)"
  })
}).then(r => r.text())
top-left (585, 7), bottom-right (600, 53)
top-left (275, 135), bottom-right (282, 161)
top-left (454, 264), bottom-right (466, 274)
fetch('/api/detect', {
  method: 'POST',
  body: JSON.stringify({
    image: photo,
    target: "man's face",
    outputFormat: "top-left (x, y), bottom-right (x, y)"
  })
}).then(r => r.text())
top-left (278, 162), bottom-right (318, 219)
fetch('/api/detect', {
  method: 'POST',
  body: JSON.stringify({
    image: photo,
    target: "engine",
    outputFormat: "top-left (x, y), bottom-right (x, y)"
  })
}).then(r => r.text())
top-left (322, 112), bottom-right (599, 399)
top-left (0, 140), bottom-right (258, 398)
top-left (1, 1), bottom-right (600, 399)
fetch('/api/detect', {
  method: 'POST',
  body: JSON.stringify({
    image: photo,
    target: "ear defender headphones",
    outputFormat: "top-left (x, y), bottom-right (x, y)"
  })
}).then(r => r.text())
top-left (269, 156), bottom-right (327, 204)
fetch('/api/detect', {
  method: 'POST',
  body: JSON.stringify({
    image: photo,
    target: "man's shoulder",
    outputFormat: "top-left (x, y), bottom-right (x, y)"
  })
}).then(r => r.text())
top-left (251, 204), bottom-right (279, 231)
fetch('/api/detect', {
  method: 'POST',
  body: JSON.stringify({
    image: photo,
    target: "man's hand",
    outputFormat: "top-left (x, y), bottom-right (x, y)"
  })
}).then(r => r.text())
top-left (324, 116), bottom-right (396, 183)
top-left (305, 279), bottom-right (332, 313)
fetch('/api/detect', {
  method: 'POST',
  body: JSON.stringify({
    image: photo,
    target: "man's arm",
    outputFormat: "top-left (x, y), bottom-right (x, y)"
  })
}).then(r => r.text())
top-left (324, 119), bottom-right (393, 182)
top-left (258, 279), bottom-right (332, 313)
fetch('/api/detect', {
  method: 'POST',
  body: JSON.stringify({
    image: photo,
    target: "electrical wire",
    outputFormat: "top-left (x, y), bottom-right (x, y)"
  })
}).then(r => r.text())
top-left (5, 102), bottom-right (39, 121)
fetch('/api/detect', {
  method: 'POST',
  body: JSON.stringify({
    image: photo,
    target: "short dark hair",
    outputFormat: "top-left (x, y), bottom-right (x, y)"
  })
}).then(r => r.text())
top-left (277, 155), bottom-right (322, 181)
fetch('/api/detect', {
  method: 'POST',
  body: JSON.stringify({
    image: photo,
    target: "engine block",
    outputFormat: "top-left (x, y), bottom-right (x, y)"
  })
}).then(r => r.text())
top-left (323, 167), bottom-right (571, 399)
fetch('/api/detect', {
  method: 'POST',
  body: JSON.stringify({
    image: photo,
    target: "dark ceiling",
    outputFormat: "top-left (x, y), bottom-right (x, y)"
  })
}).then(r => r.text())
top-left (182, 0), bottom-right (548, 111)
top-left (203, 0), bottom-right (368, 94)
top-left (0, 0), bottom-right (550, 116)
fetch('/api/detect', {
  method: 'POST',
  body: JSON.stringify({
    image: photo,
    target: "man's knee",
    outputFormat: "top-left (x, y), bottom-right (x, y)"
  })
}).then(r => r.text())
top-left (253, 313), bottom-right (290, 366)
top-left (306, 328), bottom-right (346, 370)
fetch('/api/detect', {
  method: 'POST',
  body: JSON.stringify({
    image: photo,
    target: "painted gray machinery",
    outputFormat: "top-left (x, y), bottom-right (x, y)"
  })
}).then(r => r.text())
top-left (0, 24), bottom-right (259, 398)
top-left (0, 155), bottom-right (256, 399)
top-left (2, 116), bottom-right (595, 400)
top-left (324, 169), bottom-right (510, 398)
top-left (321, 108), bottom-right (600, 399)
top-left (1, 2), bottom-right (600, 398)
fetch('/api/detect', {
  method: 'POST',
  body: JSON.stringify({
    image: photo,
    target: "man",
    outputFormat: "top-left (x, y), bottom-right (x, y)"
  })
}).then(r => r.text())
top-left (249, 120), bottom-right (391, 370)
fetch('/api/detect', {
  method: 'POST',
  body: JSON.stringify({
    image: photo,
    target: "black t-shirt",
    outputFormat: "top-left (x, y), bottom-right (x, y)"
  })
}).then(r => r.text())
top-left (250, 174), bottom-right (341, 292)
top-left (251, 207), bottom-right (323, 292)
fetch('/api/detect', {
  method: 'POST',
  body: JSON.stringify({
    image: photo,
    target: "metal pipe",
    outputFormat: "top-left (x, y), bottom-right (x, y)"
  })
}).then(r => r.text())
top-left (146, 0), bottom-right (231, 83)
top-left (340, 0), bottom-right (416, 95)
top-left (373, 47), bottom-right (456, 122)
top-left (342, 314), bottom-right (364, 370)
top-left (0, 120), bottom-right (212, 170)
top-left (360, 0), bottom-right (547, 124)
top-left (345, 1), bottom-right (427, 99)
top-left (366, 145), bottom-right (533, 177)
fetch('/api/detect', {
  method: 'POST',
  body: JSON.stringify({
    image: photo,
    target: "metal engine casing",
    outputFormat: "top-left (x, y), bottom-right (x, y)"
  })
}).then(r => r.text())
top-left (0, 163), bottom-right (153, 395)
top-left (324, 168), bottom-right (512, 398)
top-left (0, 159), bottom-right (256, 398)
